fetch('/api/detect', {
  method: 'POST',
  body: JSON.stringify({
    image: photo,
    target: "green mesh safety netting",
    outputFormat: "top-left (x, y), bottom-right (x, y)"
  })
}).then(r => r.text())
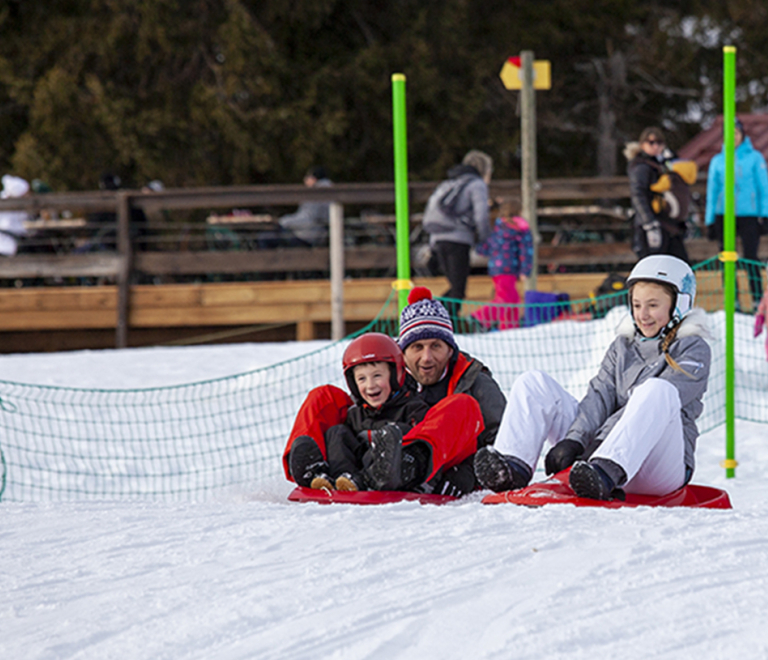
top-left (0, 256), bottom-right (765, 501)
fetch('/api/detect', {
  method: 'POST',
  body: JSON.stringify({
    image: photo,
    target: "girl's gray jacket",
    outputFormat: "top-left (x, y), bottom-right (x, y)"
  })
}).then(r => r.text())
top-left (563, 308), bottom-right (711, 471)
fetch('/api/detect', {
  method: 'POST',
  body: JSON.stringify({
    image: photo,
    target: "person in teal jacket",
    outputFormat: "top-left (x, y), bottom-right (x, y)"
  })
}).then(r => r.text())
top-left (705, 118), bottom-right (768, 311)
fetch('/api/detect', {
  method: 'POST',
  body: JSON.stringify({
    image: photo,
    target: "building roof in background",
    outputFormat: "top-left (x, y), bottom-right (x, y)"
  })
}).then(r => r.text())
top-left (678, 113), bottom-right (768, 172)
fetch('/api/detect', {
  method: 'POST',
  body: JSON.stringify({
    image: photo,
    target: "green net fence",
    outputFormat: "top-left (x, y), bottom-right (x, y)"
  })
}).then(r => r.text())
top-left (0, 256), bottom-right (765, 501)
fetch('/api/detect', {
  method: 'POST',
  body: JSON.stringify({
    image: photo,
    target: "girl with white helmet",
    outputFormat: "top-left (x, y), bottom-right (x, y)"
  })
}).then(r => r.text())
top-left (475, 254), bottom-right (711, 500)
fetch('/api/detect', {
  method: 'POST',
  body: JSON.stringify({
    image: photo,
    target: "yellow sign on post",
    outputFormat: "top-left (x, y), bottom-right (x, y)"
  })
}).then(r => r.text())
top-left (500, 57), bottom-right (551, 90)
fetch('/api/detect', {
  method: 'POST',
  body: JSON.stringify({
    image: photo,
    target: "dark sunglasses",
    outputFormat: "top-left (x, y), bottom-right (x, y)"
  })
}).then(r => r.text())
top-left (645, 139), bottom-right (664, 145)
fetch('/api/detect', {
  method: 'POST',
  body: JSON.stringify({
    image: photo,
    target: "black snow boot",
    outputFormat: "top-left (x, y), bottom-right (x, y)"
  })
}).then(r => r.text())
top-left (288, 435), bottom-right (330, 488)
top-left (474, 446), bottom-right (532, 493)
top-left (569, 459), bottom-right (627, 501)
top-left (365, 423), bottom-right (403, 490)
top-left (400, 441), bottom-right (432, 491)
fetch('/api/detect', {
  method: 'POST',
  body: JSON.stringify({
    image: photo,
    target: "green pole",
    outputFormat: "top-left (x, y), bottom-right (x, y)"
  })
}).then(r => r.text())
top-left (723, 46), bottom-right (737, 478)
top-left (391, 73), bottom-right (412, 316)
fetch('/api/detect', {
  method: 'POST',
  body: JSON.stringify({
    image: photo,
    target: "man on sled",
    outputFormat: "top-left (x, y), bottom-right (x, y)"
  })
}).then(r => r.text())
top-left (283, 287), bottom-right (507, 497)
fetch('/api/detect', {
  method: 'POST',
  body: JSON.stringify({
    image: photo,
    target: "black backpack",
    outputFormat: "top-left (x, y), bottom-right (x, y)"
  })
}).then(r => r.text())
top-left (589, 273), bottom-right (628, 319)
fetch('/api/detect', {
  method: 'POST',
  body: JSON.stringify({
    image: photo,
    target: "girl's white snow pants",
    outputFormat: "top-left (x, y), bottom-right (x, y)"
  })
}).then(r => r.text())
top-left (493, 370), bottom-right (687, 495)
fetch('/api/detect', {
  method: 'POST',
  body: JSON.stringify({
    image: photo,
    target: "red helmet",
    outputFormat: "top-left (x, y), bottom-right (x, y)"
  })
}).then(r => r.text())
top-left (343, 333), bottom-right (405, 399)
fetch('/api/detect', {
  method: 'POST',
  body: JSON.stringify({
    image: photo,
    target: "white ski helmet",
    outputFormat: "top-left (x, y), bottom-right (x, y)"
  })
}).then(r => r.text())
top-left (626, 255), bottom-right (696, 324)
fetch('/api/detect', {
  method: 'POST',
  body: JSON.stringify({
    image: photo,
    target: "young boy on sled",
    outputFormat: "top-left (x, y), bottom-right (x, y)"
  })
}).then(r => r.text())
top-left (293, 333), bottom-right (431, 492)
top-left (475, 254), bottom-right (711, 501)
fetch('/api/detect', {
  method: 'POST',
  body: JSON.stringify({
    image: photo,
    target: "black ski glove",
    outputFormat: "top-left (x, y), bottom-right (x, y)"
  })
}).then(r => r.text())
top-left (429, 456), bottom-right (476, 497)
top-left (545, 439), bottom-right (583, 475)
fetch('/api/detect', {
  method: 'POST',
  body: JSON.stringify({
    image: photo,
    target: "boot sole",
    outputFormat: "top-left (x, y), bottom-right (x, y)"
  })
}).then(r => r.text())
top-left (368, 427), bottom-right (402, 490)
top-left (310, 475), bottom-right (334, 491)
top-left (474, 448), bottom-right (529, 493)
top-left (569, 462), bottom-right (610, 500)
top-left (335, 475), bottom-right (360, 492)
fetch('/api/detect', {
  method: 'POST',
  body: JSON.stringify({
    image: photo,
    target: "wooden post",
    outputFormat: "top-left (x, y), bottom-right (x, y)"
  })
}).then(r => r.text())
top-left (521, 50), bottom-right (539, 289)
top-left (115, 192), bottom-right (132, 348)
top-left (329, 202), bottom-right (345, 340)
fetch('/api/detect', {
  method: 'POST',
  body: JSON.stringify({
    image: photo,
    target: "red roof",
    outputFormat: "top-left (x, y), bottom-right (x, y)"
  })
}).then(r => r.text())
top-left (678, 113), bottom-right (768, 172)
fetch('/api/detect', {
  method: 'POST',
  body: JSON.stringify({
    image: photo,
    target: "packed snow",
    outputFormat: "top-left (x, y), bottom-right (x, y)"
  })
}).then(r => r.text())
top-left (1, 325), bottom-right (767, 659)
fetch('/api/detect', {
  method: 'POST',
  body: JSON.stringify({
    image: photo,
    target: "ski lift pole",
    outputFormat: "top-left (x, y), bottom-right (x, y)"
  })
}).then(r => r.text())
top-left (392, 73), bottom-right (412, 316)
top-left (722, 45), bottom-right (737, 478)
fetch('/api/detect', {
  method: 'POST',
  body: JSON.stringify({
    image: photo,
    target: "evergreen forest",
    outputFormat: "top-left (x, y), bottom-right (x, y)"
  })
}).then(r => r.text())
top-left (1, 0), bottom-right (767, 191)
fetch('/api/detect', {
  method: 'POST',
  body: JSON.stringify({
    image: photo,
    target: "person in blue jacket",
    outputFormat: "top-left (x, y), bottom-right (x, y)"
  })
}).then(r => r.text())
top-left (705, 118), bottom-right (768, 312)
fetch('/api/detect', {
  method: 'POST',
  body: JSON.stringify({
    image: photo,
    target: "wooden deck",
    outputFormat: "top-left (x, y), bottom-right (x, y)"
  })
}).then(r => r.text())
top-left (0, 176), bottom-right (749, 353)
top-left (0, 265), bottom-right (736, 353)
top-left (0, 272), bottom-right (612, 353)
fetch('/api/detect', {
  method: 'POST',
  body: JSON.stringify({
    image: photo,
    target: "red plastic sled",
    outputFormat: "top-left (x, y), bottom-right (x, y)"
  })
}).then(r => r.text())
top-left (481, 469), bottom-right (732, 509)
top-left (288, 486), bottom-right (457, 506)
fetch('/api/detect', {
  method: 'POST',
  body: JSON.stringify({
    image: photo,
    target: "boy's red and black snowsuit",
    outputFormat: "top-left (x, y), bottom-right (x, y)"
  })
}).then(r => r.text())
top-left (322, 386), bottom-right (430, 488)
top-left (282, 352), bottom-right (496, 493)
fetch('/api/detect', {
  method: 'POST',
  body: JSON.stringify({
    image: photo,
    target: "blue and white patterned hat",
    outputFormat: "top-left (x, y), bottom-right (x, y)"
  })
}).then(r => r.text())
top-left (398, 287), bottom-right (458, 352)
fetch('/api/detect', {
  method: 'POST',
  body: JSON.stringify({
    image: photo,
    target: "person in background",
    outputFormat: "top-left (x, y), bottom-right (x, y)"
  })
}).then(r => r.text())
top-left (625, 127), bottom-right (690, 263)
top-left (31, 179), bottom-right (53, 195)
top-left (0, 175), bottom-right (30, 256)
top-left (422, 150), bottom-right (494, 318)
top-left (471, 201), bottom-right (533, 330)
top-left (275, 166), bottom-right (332, 247)
top-left (133, 179), bottom-right (165, 251)
top-left (754, 289), bottom-right (768, 361)
top-left (705, 118), bottom-right (768, 313)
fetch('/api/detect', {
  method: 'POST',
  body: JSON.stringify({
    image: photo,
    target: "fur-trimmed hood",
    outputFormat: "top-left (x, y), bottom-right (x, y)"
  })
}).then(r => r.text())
top-left (623, 141), bottom-right (642, 161)
top-left (616, 307), bottom-right (711, 340)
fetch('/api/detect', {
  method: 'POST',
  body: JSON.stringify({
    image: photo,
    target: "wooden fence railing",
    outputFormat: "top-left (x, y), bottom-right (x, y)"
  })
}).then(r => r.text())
top-left (0, 176), bottom-right (726, 348)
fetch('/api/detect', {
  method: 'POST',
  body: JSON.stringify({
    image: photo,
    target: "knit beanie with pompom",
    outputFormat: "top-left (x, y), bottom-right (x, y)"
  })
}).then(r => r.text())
top-left (397, 287), bottom-right (457, 352)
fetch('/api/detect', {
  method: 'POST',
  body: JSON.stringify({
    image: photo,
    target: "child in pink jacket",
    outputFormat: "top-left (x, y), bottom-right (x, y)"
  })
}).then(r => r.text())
top-left (472, 203), bottom-right (533, 329)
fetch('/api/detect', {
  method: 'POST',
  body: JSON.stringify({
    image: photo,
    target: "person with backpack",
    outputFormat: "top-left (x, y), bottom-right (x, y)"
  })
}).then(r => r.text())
top-left (625, 127), bottom-right (692, 264)
top-left (474, 254), bottom-right (711, 500)
top-left (422, 150), bottom-right (494, 318)
top-left (704, 118), bottom-right (768, 313)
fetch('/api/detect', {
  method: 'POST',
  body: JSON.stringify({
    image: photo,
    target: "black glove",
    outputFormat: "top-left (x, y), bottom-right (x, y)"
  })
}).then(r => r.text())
top-left (544, 439), bottom-right (583, 475)
top-left (429, 457), bottom-right (476, 497)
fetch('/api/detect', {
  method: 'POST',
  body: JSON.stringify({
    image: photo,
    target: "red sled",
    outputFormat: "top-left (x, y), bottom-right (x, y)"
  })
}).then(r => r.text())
top-left (481, 469), bottom-right (732, 509)
top-left (288, 486), bottom-right (457, 506)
